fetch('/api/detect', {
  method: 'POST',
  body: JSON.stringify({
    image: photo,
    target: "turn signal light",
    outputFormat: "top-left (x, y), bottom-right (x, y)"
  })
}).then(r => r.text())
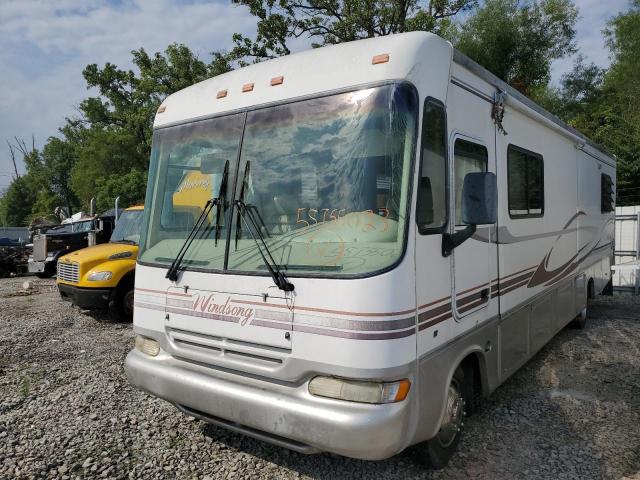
top-left (157, 105), bottom-right (166, 113)
top-left (242, 83), bottom-right (254, 92)
top-left (309, 377), bottom-right (410, 404)
top-left (270, 76), bottom-right (284, 86)
top-left (135, 336), bottom-right (160, 357)
top-left (217, 89), bottom-right (228, 99)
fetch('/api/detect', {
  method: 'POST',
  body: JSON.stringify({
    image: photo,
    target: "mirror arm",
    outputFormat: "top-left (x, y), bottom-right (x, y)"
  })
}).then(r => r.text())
top-left (442, 224), bottom-right (476, 257)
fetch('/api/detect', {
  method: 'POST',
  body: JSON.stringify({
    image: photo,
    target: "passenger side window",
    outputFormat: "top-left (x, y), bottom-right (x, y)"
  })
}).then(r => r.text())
top-left (601, 173), bottom-right (615, 213)
top-left (416, 99), bottom-right (447, 234)
top-left (508, 145), bottom-right (544, 218)
top-left (454, 139), bottom-right (488, 226)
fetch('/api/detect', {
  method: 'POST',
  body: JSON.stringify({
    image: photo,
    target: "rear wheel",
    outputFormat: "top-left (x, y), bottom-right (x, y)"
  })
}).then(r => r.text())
top-left (571, 278), bottom-right (592, 329)
top-left (413, 367), bottom-right (468, 469)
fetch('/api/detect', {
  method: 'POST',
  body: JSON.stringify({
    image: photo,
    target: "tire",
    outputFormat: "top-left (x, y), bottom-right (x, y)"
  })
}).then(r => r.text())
top-left (413, 366), bottom-right (468, 469)
top-left (35, 263), bottom-right (56, 279)
top-left (571, 307), bottom-right (588, 329)
top-left (110, 282), bottom-right (134, 322)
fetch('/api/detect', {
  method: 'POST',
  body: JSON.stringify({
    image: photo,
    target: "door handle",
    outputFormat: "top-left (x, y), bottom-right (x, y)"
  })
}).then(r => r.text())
top-left (481, 288), bottom-right (490, 301)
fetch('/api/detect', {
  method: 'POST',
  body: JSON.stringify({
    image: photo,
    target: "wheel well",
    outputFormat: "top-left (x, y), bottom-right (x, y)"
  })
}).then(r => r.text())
top-left (459, 352), bottom-right (484, 414)
top-left (116, 271), bottom-right (135, 293)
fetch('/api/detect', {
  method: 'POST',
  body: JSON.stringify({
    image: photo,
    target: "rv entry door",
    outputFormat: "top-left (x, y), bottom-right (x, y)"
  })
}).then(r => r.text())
top-left (449, 133), bottom-right (495, 320)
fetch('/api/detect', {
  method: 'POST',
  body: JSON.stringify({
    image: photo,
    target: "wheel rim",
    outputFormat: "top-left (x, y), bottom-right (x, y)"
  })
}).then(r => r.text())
top-left (123, 290), bottom-right (134, 317)
top-left (436, 380), bottom-right (464, 448)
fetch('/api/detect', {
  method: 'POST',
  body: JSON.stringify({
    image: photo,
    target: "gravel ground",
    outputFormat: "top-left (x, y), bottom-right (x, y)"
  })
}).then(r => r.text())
top-left (0, 276), bottom-right (639, 480)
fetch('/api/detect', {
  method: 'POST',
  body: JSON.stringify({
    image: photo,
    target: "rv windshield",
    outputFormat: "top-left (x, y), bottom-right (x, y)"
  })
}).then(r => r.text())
top-left (139, 83), bottom-right (417, 276)
top-left (110, 209), bottom-right (144, 244)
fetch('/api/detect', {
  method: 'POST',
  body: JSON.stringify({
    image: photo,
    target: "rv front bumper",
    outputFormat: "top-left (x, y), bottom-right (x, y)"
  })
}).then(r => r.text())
top-left (58, 283), bottom-right (112, 310)
top-left (125, 349), bottom-right (414, 460)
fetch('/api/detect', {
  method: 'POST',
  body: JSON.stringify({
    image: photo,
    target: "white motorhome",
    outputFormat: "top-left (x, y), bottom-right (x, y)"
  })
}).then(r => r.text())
top-left (125, 32), bottom-right (615, 467)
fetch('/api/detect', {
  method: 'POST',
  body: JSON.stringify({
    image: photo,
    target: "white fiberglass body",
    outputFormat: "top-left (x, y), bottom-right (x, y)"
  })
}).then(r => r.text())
top-left (126, 32), bottom-right (615, 461)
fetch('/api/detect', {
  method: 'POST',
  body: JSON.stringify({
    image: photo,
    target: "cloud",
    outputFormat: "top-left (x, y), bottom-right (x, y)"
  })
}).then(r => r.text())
top-left (0, 0), bottom-right (633, 189)
top-left (0, 0), bottom-right (257, 187)
top-left (550, 0), bottom-right (630, 83)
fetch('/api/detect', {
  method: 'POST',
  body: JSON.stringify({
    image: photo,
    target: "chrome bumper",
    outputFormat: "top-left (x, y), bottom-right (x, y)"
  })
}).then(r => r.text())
top-left (125, 349), bottom-right (414, 460)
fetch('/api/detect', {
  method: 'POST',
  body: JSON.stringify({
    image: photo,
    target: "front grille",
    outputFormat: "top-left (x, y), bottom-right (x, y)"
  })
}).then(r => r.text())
top-left (166, 327), bottom-right (289, 370)
top-left (57, 261), bottom-right (80, 283)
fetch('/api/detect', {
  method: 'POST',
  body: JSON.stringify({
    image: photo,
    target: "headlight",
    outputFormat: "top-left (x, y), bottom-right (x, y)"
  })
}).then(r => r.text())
top-left (109, 251), bottom-right (133, 260)
top-left (308, 376), bottom-right (411, 404)
top-left (135, 336), bottom-right (160, 356)
top-left (87, 271), bottom-right (112, 281)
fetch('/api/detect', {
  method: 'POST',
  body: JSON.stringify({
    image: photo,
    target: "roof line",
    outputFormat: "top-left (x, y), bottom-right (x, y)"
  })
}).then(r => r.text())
top-left (452, 50), bottom-right (614, 162)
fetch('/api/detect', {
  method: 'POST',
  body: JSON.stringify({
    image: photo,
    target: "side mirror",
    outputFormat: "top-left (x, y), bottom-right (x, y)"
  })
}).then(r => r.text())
top-left (442, 172), bottom-right (497, 257)
top-left (96, 219), bottom-right (105, 232)
top-left (416, 177), bottom-right (434, 226)
top-left (462, 172), bottom-right (498, 225)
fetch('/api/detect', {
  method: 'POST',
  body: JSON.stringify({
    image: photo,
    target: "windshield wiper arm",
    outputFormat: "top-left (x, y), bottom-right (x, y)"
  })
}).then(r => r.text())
top-left (234, 162), bottom-right (270, 248)
top-left (165, 160), bottom-right (229, 282)
top-left (235, 199), bottom-right (294, 292)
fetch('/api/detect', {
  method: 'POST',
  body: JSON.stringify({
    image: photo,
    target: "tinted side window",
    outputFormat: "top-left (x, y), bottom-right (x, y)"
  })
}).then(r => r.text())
top-left (601, 173), bottom-right (615, 213)
top-left (416, 100), bottom-right (447, 234)
top-left (454, 139), bottom-right (488, 226)
top-left (508, 145), bottom-right (544, 218)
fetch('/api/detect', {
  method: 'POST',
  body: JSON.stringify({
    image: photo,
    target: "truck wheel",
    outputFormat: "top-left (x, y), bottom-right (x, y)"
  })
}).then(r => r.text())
top-left (413, 366), bottom-right (467, 469)
top-left (111, 284), bottom-right (134, 322)
top-left (35, 263), bottom-right (56, 279)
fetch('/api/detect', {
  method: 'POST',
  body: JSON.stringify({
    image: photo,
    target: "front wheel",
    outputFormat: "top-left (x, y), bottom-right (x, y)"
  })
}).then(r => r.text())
top-left (413, 366), bottom-right (467, 469)
top-left (110, 284), bottom-right (134, 322)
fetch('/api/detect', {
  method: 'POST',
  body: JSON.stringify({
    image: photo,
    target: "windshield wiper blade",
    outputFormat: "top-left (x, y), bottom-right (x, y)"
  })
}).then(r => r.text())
top-left (165, 198), bottom-right (218, 281)
top-left (234, 199), bottom-right (294, 292)
top-left (165, 160), bottom-right (229, 282)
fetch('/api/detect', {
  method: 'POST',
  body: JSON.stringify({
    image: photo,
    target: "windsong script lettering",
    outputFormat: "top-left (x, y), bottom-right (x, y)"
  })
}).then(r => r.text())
top-left (192, 294), bottom-right (254, 326)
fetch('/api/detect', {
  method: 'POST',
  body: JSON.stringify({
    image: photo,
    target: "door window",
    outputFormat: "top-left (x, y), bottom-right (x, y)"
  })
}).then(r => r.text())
top-left (454, 139), bottom-right (488, 225)
top-left (416, 99), bottom-right (448, 233)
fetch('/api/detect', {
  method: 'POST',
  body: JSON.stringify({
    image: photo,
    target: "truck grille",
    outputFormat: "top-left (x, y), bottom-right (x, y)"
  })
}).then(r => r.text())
top-left (57, 261), bottom-right (80, 283)
top-left (33, 235), bottom-right (47, 261)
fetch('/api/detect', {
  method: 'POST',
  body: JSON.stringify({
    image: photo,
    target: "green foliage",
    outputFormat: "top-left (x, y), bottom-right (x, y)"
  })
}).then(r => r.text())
top-left (0, 176), bottom-right (38, 227)
top-left (225, 0), bottom-right (477, 64)
top-left (454, 0), bottom-right (578, 96)
top-left (94, 169), bottom-right (148, 212)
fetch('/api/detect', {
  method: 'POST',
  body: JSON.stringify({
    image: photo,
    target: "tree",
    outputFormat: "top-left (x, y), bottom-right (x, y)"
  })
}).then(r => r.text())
top-left (94, 169), bottom-right (148, 212)
top-left (453, 0), bottom-right (578, 96)
top-left (536, 55), bottom-right (605, 123)
top-left (225, 0), bottom-right (477, 64)
top-left (64, 43), bottom-right (228, 209)
top-left (569, 0), bottom-right (640, 205)
top-left (0, 176), bottom-right (38, 227)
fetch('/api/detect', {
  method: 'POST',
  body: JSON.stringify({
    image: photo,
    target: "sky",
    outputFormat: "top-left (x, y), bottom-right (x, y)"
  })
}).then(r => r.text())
top-left (0, 0), bottom-right (632, 190)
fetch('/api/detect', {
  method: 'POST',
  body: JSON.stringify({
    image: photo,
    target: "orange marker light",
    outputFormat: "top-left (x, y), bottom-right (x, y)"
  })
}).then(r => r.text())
top-left (270, 76), bottom-right (284, 86)
top-left (242, 83), bottom-right (254, 93)
top-left (372, 53), bottom-right (390, 65)
top-left (157, 105), bottom-right (166, 113)
top-left (393, 379), bottom-right (411, 402)
top-left (216, 89), bottom-right (228, 99)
